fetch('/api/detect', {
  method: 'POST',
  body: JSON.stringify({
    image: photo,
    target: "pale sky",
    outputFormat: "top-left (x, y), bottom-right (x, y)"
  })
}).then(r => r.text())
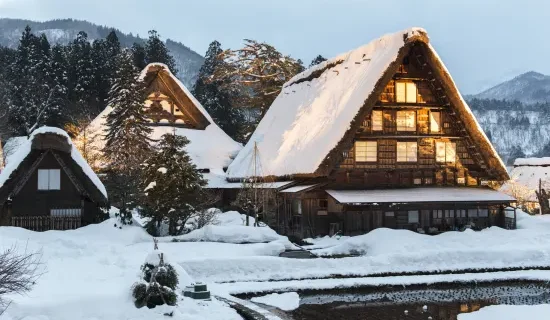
top-left (0, 0), bottom-right (548, 94)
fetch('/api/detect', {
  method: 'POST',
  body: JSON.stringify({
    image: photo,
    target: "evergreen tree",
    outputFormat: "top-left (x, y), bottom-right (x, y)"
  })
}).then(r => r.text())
top-left (131, 42), bottom-right (147, 70)
top-left (103, 49), bottom-right (153, 225)
top-left (67, 31), bottom-right (95, 118)
top-left (310, 54), bottom-right (327, 67)
top-left (508, 145), bottom-right (526, 165)
top-left (192, 40), bottom-right (244, 141)
top-left (140, 134), bottom-right (207, 236)
top-left (144, 30), bottom-right (177, 73)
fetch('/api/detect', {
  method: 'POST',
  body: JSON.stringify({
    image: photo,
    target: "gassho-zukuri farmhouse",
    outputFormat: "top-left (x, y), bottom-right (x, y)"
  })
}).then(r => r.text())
top-left (0, 28), bottom-right (517, 236)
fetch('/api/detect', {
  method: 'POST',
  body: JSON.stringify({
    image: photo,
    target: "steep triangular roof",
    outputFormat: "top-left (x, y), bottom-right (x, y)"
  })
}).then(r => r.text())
top-left (0, 127), bottom-right (108, 203)
top-left (139, 63), bottom-right (212, 129)
top-left (227, 28), bottom-right (508, 181)
top-left (84, 64), bottom-right (242, 183)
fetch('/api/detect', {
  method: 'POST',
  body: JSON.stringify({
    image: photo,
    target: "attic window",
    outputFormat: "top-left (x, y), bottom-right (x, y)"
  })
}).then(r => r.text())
top-left (396, 111), bottom-right (416, 132)
top-left (436, 142), bottom-right (456, 163)
top-left (38, 169), bottom-right (60, 190)
top-left (396, 81), bottom-right (417, 103)
top-left (355, 141), bottom-right (377, 162)
top-left (372, 111), bottom-right (383, 131)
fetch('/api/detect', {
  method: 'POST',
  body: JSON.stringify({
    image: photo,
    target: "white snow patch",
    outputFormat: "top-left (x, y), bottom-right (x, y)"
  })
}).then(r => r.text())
top-left (251, 292), bottom-right (300, 311)
top-left (458, 304), bottom-right (550, 320)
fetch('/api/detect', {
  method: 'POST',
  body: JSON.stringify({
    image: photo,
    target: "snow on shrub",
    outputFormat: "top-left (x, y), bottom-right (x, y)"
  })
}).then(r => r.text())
top-left (132, 240), bottom-right (179, 308)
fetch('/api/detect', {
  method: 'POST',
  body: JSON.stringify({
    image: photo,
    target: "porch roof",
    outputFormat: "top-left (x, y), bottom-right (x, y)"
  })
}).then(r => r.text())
top-left (326, 187), bottom-right (516, 204)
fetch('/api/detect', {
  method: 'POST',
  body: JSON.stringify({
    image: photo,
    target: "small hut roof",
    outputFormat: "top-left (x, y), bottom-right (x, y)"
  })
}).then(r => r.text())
top-left (0, 127), bottom-right (108, 200)
top-left (227, 27), bottom-right (508, 181)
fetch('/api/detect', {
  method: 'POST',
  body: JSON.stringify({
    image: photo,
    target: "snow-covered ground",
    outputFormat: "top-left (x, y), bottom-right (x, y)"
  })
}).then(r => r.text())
top-left (1, 210), bottom-right (549, 319)
top-left (251, 292), bottom-right (300, 311)
top-left (458, 304), bottom-right (550, 320)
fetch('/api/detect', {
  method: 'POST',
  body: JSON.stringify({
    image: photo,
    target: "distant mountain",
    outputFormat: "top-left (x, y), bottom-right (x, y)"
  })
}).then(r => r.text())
top-left (0, 18), bottom-right (204, 88)
top-left (469, 71), bottom-right (550, 104)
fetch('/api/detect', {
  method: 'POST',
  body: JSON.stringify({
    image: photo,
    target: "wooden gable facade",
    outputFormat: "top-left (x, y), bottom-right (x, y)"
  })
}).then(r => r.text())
top-left (0, 131), bottom-right (108, 231)
top-left (141, 64), bottom-right (210, 129)
top-left (248, 34), bottom-right (516, 238)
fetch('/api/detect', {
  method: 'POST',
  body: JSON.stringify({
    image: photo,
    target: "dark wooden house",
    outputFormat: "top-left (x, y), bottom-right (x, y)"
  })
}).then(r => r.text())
top-left (227, 28), bottom-right (515, 238)
top-left (0, 127), bottom-right (109, 231)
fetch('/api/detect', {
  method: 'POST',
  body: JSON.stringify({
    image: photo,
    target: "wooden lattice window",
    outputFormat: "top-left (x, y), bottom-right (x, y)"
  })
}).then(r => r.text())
top-left (355, 141), bottom-right (377, 162)
top-left (378, 140), bottom-right (396, 166)
top-left (396, 111), bottom-right (416, 132)
top-left (436, 141), bottom-right (456, 163)
top-left (379, 80), bottom-right (395, 103)
top-left (397, 141), bottom-right (418, 162)
top-left (372, 111), bottom-right (383, 131)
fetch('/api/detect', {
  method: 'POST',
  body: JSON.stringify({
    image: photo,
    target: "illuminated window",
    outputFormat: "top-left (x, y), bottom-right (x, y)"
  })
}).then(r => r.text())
top-left (430, 111), bottom-right (441, 133)
top-left (397, 142), bottom-right (417, 162)
top-left (396, 111), bottom-right (416, 131)
top-left (355, 141), bottom-right (377, 162)
top-left (396, 81), bottom-right (417, 103)
top-left (436, 141), bottom-right (456, 163)
top-left (372, 110), bottom-right (383, 131)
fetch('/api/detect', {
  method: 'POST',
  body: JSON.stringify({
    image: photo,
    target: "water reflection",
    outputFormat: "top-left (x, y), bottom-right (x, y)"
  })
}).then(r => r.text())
top-left (279, 282), bottom-right (550, 320)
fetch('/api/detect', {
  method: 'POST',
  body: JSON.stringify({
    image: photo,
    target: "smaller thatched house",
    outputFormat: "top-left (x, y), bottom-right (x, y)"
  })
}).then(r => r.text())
top-left (501, 157), bottom-right (550, 213)
top-left (0, 127), bottom-right (108, 231)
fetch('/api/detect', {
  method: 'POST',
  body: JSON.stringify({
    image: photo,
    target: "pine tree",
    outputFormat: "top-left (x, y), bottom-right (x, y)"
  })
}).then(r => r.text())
top-left (103, 49), bottom-right (153, 225)
top-left (309, 55), bottom-right (327, 67)
top-left (131, 43), bottom-right (147, 70)
top-left (67, 31), bottom-right (95, 118)
top-left (140, 133), bottom-right (207, 236)
top-left (192, 41), bottom-right (244, 141)
top-left (144, 30), bottom-right (177, 73)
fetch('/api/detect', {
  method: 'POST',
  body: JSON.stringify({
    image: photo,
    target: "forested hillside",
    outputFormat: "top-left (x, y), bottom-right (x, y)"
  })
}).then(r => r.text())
top-left (0, 18), bottom-right (203, 88)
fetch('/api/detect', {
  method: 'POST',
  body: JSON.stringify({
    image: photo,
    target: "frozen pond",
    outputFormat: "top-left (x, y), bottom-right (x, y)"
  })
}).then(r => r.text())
top-left (246, 281), bottom-right (550, 320)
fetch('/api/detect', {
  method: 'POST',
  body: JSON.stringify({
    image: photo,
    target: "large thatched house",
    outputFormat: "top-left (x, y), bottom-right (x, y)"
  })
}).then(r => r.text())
top-left (0, 127), bottom-right (109, 230)
top-left (227, 28), bottom-right (515, 237)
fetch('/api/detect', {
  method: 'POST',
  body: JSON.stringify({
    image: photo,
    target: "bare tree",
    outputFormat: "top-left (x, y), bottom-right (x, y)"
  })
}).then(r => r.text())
top-left (0, 246), bottom-right (43, 315)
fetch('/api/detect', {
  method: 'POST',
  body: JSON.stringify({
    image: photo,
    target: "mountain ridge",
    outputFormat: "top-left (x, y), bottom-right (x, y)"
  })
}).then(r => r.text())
top-left (469, 71), bottom-right (550, 104)
top-left (0, 18), bottom-right (204, 88)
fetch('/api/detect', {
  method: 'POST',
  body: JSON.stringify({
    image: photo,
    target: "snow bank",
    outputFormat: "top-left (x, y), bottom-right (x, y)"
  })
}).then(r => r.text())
top-left (0, 126), bottom-right (107, 198)
top-left (458, 304), bottom-right (550, 320)
top-left (251, 292), bottom-right (300, 311)
top-left (302, 235), bottom-right (350, 250)
top-left (175, 225), bottom-right (282, 243)
top-left (182, 213), bottom-right (550, 284)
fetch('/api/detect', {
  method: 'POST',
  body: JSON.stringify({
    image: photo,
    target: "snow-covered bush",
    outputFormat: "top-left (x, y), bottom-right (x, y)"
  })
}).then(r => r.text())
top-left (132, 243), bottom-right (179, 309)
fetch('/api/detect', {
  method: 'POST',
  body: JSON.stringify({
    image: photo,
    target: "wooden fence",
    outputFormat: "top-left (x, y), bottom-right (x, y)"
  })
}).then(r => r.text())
top-left (11, 215), bottom-right (82, 231)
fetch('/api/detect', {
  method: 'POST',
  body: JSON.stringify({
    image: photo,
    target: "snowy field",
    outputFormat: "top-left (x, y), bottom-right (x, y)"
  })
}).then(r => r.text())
top-left (0, 211), bottom-right (549, 319)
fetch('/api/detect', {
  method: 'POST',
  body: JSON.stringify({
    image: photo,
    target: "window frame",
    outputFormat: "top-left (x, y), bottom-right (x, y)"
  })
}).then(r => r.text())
top-left (430, 111), bottom-right (441, 133)
top-left (396, 110), bottom-right (416, 132)
top-left (435, 141), bottom-right (457, 163)
top-left (37, 169), bottom-right (61, 191)
top-left (395, 81), bottom-right (418, 103)
top-left (396, 141), bottom-right (418, 162)
top-left (408, 210), bottom-right (419, 224)
top-left (371, 110), bottom-right (383, 131)
top-left (355, 141), bottom-right (377, 162)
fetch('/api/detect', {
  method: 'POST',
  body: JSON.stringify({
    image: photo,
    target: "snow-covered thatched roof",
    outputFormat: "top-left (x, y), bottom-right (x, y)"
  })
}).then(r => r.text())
top-left (227, 28), bottom-right (508, 181)
top-left (501, 157), bottom-right (550, 202)
top-left (0, 127), bottom-right (107, 200)
top-left (84, 63), bottom-right (242, 185)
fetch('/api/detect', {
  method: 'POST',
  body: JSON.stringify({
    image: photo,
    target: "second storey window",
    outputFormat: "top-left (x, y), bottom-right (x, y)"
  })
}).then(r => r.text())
top-left (38, 169), bottom-right (60, 190)
top-left (430, 111), bottom-right (441, 133)
top-left (372, 110), bottom-right (383, 131)
top-left (396, 111), bottom-right (416, 131)
top-left (396, 81), bottom-right (417, 103)
top-left (436, 141), bottom-right (457, 163)
top-left (355, 141), bottom-right (377, 162)
top-left (397, 141), bottom-right (417, 162)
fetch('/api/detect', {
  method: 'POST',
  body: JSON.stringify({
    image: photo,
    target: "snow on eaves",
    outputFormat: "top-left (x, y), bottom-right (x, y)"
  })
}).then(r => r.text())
top-left (0, 127), bottom-right (108, 199)
top-left (227, 28), bottom-right (426, 178)
top-left (514, 157), bottom-right (550, 166)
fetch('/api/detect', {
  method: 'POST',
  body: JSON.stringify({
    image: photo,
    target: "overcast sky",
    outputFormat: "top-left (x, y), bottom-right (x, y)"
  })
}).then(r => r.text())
top-left (0, 0), bottom-right (548, 94)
